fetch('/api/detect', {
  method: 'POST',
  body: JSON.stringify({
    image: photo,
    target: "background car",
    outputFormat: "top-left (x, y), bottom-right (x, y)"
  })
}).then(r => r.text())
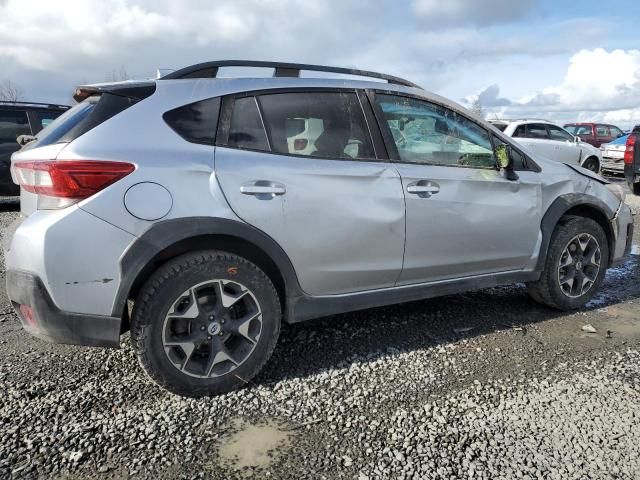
top-left (490, 119), bottom-right (603, 173)
top-left (564, 123), bottom-right (625, 148)
top-left (625, 125), bottom-right (640, 195)
top-left (600, 133), bottom-right (629, 175)
top-left (0, 101), bottom-right (70, 195)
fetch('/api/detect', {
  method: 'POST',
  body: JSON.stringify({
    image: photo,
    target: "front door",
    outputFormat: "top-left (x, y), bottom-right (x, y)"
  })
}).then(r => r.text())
top-left (372, 93), bottom-right (542, 285)
top-left (214, 91), bottom-right (405, 296)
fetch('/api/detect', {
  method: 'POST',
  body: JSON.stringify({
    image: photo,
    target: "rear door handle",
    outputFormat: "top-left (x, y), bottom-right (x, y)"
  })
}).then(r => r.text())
top-left (240, 181), bottom-right (286, 198)
top-left (406, 180), bottom-right (440, 198)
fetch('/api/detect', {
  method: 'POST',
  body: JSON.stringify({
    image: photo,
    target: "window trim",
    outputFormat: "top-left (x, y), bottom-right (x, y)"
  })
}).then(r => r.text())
top-left (368, 89), bottom-right (539, 172)
top-left (545, 124), bottom-right (574, 142)
top-left (215, 87), bottom-right (387, 163)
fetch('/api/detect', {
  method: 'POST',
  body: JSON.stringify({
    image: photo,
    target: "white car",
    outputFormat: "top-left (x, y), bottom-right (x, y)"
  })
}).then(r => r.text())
top-left (490, 119), bottom-right (602, 173)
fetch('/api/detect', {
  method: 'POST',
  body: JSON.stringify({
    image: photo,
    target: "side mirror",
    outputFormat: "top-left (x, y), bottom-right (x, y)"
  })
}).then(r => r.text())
top-left (17, 134), bottom-right (36, 147)
top-left (617, 132), bottom-right (625, 138)
top-left (495, 144), bottom-right (519, 181)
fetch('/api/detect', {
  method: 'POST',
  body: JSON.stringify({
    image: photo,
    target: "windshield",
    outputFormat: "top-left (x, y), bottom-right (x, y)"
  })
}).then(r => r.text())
top-left (564, 125), bottom-right (592, 136)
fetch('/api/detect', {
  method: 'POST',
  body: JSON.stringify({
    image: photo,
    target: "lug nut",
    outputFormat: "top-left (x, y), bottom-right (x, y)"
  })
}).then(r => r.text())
top-left (209, 315), bottom-right (214, 320)
top-left (207, 336), bottom-right (211, 340)
top-left (218, 332), bottom-right (224, 336)
top-left (221, 320), bottom-right (225, 324)
top-left (200, 326), bottom-right (206, 331)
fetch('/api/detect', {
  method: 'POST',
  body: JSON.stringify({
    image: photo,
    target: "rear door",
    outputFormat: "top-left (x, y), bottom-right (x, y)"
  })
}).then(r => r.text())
top-left (214, 90), bottom-right (405, 296)
top-left (372, 92), bottom-right (542, 284)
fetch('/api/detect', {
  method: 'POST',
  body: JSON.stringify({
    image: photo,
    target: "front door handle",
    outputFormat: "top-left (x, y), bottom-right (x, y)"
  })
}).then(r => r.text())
top-left (407, 180), bottom-right (440, 198)
top-left (240, 181), bottom-right (286, 198)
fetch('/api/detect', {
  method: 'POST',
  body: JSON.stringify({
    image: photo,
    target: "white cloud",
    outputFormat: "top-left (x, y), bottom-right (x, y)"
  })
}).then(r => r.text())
top-left (475, 49), bottom-right (640, 128)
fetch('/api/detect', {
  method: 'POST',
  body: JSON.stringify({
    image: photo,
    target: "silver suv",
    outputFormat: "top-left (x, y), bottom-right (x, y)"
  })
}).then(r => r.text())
top-left (5, 61), bottom-right (634, 397)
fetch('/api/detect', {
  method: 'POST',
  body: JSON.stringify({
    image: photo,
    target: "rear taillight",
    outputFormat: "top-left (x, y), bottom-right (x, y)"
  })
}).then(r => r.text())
top-left (624, 134), bottom-right (636, 165)
top-left (12, 160), bottom-right (135, 199)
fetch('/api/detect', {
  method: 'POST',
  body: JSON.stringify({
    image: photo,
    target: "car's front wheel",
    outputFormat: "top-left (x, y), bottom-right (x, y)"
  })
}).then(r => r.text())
top-left (527, 216), bottom-right (608, 310)
top-left (581, 156), bottom-right (600, 173)
top-left (131, 251), bottom-right (281, 397)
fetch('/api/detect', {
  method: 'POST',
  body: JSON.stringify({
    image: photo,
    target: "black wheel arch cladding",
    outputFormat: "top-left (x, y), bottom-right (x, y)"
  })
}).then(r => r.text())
top-left (536, 193), bottom-right (615, 272)
top-left (114, 217), bottom-right (305, 322)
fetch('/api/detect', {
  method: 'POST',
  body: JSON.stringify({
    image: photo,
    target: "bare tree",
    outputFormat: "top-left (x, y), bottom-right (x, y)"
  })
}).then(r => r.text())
top-left (105, 66), bottom-right (131, 82)
top-left (470, 97), bottom-right (484, 118)
top-left (0, 80), bottom-right (25, 102)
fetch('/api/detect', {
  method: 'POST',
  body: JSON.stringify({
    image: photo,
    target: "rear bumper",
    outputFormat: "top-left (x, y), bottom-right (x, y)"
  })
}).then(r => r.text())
top-left (6, 270), bottom-right (121, 348)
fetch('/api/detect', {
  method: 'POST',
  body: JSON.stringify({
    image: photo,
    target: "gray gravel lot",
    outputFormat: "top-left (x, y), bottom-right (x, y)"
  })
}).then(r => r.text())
top-left (1, 189), bottom-right (639, 480)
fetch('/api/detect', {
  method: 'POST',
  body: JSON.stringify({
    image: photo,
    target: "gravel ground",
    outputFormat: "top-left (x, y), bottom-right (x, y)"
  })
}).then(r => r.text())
top-left (1, 188), bottom-right (639, 480)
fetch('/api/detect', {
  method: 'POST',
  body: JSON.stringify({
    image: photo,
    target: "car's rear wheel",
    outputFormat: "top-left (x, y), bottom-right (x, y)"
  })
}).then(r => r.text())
top-left (131, 251), bottom-right (281, 397)
top-left (527, 216), bottom-right (608, 310)
top-left (582, 156), bottom-right (600, 173)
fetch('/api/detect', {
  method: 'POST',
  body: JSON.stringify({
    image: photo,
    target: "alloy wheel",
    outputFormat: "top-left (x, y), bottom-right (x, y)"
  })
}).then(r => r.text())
top-left (162, 279), bottom-right (262, 378)
top-left (557, 233), bottom-right (602, 298)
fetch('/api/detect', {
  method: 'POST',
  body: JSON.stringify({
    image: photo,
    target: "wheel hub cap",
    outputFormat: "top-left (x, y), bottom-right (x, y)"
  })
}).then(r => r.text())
top-left (208, 322), bottom-right (222, 335)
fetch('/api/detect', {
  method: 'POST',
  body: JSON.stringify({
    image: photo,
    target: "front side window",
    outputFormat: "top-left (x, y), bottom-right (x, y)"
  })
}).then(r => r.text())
top-left (610, 126), bottom-right (624, 137)
top-left (547, 124), bottom-right (573, 141)
top-left (376, 94), bottom-right (495, 168)
top-left (0, 110), bottom-right (31, 145)
top-left (257, 92), bottom-right (374, 160)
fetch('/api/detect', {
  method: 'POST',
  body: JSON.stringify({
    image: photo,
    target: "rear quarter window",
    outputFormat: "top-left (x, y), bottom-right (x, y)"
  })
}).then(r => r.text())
top-left (163, 97), bottom-right (221, 145)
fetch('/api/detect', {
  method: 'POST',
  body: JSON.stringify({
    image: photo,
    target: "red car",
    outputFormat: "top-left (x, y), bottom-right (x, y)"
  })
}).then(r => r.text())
top-left (564, 123), bottom-right (625, 147)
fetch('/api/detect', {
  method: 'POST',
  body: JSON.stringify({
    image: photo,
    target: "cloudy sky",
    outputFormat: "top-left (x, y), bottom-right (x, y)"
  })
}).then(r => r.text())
top-left (1, 0), bottom-right (640, 127)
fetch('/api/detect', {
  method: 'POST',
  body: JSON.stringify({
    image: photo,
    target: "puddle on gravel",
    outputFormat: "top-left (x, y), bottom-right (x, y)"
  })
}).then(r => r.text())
top-left (218, 417), bottom-right (292, 471)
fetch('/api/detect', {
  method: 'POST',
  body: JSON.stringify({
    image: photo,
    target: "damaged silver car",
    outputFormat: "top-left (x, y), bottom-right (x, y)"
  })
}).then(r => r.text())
top-left (5, 61), bottom-right (634, 396)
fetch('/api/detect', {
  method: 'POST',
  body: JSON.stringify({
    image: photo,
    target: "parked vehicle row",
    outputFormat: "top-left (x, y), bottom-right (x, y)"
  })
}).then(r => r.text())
top-left (564, 123), bottom-right (625, 148)
top-left (5, 61), bottom-right (634, 396)
top-left (0, 101), bottom-right (70, 195)
top-left (489, 119), bottom-right (603, 173)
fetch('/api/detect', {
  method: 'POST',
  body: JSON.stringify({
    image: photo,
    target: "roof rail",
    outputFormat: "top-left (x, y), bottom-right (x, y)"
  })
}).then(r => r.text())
top-left (0, 100), bottom-right (70, 109)
top-left (160, 60), bottom-right (422, 89)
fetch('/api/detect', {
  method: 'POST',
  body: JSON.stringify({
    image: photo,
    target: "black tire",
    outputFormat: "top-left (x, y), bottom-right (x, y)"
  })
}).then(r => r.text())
top-left (630, 181), bottom-right (640, 196)
top-left (526, 216), bottom-right (609, 310)
top-left (582, 156), bottom-right (600, 173)
top-left (131, 251), bottom-right (281, 397)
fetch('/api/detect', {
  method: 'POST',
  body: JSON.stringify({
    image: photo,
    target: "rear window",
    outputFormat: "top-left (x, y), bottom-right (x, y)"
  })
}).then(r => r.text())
top-left (492, 123), bottom-right (508, 132)
top-left (163, 97), bottom-right (220, 145)
top-left (29, 93), bottom-right (139, 149)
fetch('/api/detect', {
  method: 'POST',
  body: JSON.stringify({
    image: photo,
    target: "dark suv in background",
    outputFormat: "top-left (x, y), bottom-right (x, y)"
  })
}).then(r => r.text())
top-left (564, 123), bottom-right (625, 148)
top-left (625, 125), bottom-right (640, 195)
top-left (0, 101), bottom-right (70, 195)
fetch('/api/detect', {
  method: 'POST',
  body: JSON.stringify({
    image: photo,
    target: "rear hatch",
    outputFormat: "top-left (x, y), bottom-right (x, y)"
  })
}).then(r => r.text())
top-left (12, 82), bottom-right (155, 216)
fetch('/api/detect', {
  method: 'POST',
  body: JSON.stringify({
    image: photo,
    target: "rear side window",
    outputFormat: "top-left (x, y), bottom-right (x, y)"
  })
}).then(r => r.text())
top-left (0, 110), bottom-right (31, 145)
top-left (227, 97), bottom-right (269, 151)
top-left (596, 125), bottom-right (609, 136)
top-left (526, 124), bottom-right (549, 139)
top-left (257, 92), bottom-right (375, 160)
top-left (163, 97), bottom-right (220, 145)
top-left (513, 125), bottom-right (527, 138)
